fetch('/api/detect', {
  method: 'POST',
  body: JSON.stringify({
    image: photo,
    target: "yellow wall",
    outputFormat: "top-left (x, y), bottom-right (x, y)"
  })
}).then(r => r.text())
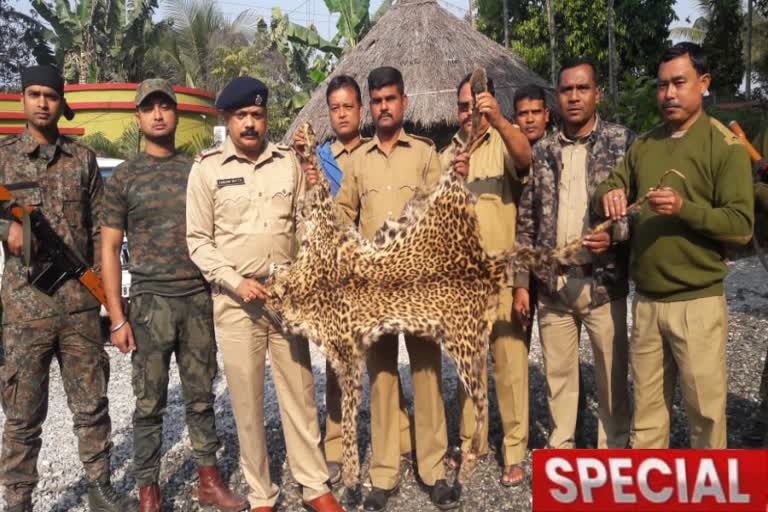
top-left (0, 83), bottom-right (218, 148)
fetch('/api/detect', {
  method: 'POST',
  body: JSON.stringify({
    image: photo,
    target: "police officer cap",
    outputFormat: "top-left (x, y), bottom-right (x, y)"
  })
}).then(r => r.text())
top-left (215, 76), bottom-right (269, 111)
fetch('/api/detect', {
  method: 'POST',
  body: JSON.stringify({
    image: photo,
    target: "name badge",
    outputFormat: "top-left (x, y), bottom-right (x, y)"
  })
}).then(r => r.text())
top-left (217, 177), bottom-right (245, 188)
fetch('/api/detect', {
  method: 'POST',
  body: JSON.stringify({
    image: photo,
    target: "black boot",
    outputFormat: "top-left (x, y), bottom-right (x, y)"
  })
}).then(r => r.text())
top-left (87, 477), bottom-right (137, 512)
top-left (363, 485), bottom-right (399, 512)
top-left (429, 480), bottom-right (460, 511)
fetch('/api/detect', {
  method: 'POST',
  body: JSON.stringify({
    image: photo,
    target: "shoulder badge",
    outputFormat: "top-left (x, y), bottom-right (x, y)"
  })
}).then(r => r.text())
top-left (194, 146), bottom-right (222, 163)
top-left (409, 133), bottom-right (437, 148)
top-left (710, 117), bottom-right (741, 146)
top-left (275, 143), bottom-right (292, 152)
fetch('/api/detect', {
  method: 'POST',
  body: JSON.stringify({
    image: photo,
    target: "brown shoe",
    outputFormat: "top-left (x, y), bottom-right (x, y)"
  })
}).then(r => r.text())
top-left (304, 492), bottom-right (345, 512)
top-left (196, 465), bottom-right (248, 512)
top-left (139, 484), bottom-right (161, 512)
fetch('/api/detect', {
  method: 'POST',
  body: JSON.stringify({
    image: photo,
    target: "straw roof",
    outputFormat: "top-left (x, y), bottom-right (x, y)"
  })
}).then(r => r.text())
top-left (281, 0), bottom-right (550, 144)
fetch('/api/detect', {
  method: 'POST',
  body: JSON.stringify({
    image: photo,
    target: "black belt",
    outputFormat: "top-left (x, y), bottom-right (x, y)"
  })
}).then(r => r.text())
top-left (557, 263), bottom-right (593, 277)
top-left (465, 175), bottom-right (521, 206)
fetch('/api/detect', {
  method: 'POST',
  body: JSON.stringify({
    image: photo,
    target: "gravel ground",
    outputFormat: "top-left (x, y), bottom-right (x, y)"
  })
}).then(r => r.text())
top-left (1, 256), bottom-right (766, 511)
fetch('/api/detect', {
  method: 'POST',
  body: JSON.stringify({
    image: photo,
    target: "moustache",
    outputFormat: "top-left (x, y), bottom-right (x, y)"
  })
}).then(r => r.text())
top-left (663, 102), bottom-right (682, 109)
top-left (378, 112), bottom-right (392, 120)
top-left (240, 129), bottom-right (259, 137)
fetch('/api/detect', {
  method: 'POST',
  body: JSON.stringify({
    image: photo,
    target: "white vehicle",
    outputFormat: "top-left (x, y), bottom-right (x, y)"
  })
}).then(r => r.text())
top-left (97, 157), bottom-right (130, 319)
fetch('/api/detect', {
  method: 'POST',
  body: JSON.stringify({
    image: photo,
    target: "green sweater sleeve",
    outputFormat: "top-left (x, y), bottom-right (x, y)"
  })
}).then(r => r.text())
top-left (676, 144), bottom-right (754, 246)
top-left (592, 146), bottom-right (633, 217)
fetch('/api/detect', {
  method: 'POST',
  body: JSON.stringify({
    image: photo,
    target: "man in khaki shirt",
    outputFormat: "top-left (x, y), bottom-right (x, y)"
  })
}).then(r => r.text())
top-left (438, 74), bottom-right (531, 487)
top-left (186, 77), bottom-right (343, 512)
top-left (333, 67), bottom-right (458, 512)
top-left (295, 75), bottom-right (413, 486)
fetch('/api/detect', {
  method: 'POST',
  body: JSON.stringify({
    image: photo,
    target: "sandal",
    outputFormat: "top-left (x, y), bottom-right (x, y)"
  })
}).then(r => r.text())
top-left (500, 464), bottom-right (525, 487)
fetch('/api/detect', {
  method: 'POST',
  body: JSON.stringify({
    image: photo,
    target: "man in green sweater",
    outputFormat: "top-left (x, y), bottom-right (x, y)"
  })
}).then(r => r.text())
top-left (594, 42), bottom-right (754, 449)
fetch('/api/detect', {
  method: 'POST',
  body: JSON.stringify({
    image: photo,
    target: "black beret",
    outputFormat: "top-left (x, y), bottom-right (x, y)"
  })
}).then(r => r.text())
top-left (215, 76), bottom-right (269, 111)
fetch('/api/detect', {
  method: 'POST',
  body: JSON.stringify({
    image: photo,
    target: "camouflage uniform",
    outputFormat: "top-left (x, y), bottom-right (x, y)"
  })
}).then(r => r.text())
top-left (515, 119), bottom-right (634, 449)
top-left (101, 152), bottom-right (220, 487)
top-left (0, 129), bottom-right (111, 506)
top-left (515, 119), bottom-right (634, 302)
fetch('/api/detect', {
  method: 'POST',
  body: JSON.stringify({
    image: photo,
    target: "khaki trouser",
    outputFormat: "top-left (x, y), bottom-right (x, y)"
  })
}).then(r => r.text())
top-left (368, 334), bottom-right (447, 489)
top-left (537, 277), bottom-right (630, 449)
top-left (212, 290), bottom-right (329, 507)
top-left (324, 361), bottom-right (412, 463)
top-left (457, 287), bottom-right (529, 466)
top-left (630, 294), bottom-right (728, 449)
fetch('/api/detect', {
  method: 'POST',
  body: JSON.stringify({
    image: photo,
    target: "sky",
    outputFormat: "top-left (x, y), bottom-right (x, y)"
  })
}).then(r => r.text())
top-left (12, 0), bottom-right (702, 45)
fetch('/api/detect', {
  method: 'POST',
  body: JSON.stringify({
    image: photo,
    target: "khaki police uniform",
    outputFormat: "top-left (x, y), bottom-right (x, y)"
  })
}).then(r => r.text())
top-left (439, 127), bottom-right (529, 466)
top-left (321, 138), bottom-right (414, 465)
top-left (335, 129), bottom-right (444, 489)
top-left (186, 137), bottom-right (329, 507)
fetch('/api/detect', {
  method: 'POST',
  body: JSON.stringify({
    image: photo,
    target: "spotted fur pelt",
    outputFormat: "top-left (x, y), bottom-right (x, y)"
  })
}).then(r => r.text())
top-left (265, 166), bottom-right (560, 488)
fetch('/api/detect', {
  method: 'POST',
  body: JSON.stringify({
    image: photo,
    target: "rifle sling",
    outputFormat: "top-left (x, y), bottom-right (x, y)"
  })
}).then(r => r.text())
top-left (21, 208), bottom-right (32, 268)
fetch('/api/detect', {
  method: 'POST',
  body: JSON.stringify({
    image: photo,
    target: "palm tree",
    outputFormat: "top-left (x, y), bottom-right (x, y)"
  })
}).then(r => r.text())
top-left (670, 0), bottom-right (711, 43)
top-left (158, 0), bottom-right (260, 90)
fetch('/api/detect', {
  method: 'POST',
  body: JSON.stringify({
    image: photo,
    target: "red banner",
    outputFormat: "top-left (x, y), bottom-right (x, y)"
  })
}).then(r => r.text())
top-left (532, 449), bottom-right (768, 511)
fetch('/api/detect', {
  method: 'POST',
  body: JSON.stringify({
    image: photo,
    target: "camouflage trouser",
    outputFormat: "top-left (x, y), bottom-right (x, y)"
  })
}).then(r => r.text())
top-left (129, 292), bottom-right (219, 487)
top-left (0, 310), bottom-right (112, 506)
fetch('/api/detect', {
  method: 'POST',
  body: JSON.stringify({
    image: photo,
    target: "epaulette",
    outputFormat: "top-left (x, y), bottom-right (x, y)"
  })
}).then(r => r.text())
top-left (0, 134), bottom-right (21, 147)
top-left (194, 146), bottom-right (222, 163)
top-left (276, 143), bottom-right (292, 152)
top-left (409, 133), bottom-right (437, 147)
top-left (710, 117), bottom-right (741, 146)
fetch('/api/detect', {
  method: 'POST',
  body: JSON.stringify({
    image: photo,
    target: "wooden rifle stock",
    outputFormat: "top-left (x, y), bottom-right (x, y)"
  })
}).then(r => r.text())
top-left (0, 184), bottom-right (109, 310)
top-left (729, 121), bottom-right (766, 171)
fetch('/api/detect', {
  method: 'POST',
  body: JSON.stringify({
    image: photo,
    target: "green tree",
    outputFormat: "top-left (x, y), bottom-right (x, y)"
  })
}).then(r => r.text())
top-left (749, 10), bottom-right (768, 88)
top-left (0, 0), bottom-right (54, 88)
top-left (323, 0), bottom-right (371, 47)
top-left (111, 0), bottom-right (170, 82)
top-left (481, 0), bottom-right (675, 83)
top-left (702, 0), bottom-right (744, 96)
top-left (30, 0), bottom-right (162, 83)
top-left (157, 0), bottom-right (260, 90)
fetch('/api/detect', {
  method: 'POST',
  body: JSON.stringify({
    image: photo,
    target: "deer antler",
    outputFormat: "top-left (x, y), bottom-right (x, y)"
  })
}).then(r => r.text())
top-left (555, 169), bottom-right (686, 261)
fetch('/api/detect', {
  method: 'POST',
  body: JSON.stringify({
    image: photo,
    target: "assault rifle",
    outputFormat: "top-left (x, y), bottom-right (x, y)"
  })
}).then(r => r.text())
top-left (729, 121), bottom-right (768, 176)
top-left (729, 121), bottom-right (768, 273)
top-left (0, 184), bottom-right (109, 309)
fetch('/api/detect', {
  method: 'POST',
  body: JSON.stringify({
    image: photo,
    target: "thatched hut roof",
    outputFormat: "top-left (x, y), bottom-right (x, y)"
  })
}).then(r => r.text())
top-left (281, 0), bottom-right (551, 144)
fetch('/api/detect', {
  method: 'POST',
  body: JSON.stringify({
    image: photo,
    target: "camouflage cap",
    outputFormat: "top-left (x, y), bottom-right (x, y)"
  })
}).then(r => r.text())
top-left (135, 78), bottom-right (177, 107)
